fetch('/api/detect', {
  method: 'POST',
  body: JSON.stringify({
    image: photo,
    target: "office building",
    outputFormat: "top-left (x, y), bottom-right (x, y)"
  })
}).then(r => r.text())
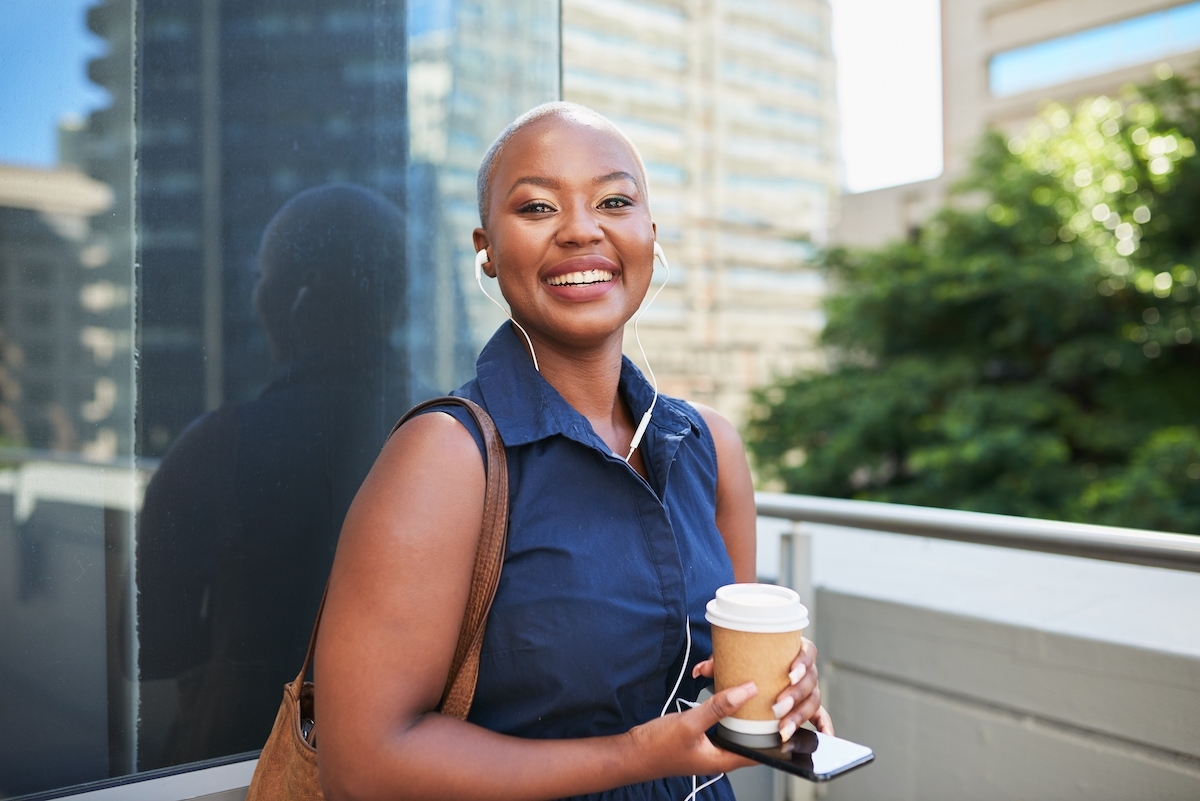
top-left (835, 0), bottom-right (1200, 248)
top-left (562, 0), bottom-right (840, 424)
top-left (407, 0), bottom-right (560, 393)
top-left (0, 161), bottom-right (118, 458)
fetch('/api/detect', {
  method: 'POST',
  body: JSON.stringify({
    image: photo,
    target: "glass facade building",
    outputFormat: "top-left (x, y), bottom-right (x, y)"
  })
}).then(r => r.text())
top-left (0, 1), bottom-right (558, 796)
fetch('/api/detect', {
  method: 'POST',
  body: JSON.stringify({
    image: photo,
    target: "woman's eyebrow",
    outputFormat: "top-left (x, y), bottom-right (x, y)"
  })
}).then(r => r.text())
top-left (594, 171), bottom-right (638, 186)
top-left (506, 176), bottom-right (560, 196)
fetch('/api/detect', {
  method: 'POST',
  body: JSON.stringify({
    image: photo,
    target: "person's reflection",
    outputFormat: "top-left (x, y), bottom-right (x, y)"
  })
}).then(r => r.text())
top-left (136, 184), bottom-right (408, 767)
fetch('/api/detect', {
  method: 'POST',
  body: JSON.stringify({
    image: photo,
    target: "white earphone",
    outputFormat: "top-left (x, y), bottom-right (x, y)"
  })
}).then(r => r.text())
top-left (472, 242), bottom-right (669, 461)
top-left (475, 248), bottom-right (540, 372)
top-left (623, 242), bottom-right (669, 461)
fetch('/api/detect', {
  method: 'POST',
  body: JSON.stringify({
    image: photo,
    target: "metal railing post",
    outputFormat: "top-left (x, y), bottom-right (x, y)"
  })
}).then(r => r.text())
top-left (777, 522), bottom-right (817, 801)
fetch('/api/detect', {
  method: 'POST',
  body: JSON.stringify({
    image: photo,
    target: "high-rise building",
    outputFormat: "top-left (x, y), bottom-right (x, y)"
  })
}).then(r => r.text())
top-left (0, 163), bottom-right (114, 456)
top-left (561, 0), bottom-right (840, 424)
top-left (835, 0), bottom-right (1200, 248)
top-left (406, 0), bottom-right (560, 393)
top-left (128, 0), bottom-right (412, 457)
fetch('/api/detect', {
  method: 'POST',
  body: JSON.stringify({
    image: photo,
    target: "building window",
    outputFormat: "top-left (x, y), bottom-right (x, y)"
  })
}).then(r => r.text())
top-left (989, 2), bottom-right (1200, 98)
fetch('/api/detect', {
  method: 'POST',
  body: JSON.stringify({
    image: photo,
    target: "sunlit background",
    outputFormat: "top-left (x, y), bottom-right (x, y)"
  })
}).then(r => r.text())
top-left (831, 0), bottom-right (943, 192)
top-left (0, 2), bottom-right (1199, 800)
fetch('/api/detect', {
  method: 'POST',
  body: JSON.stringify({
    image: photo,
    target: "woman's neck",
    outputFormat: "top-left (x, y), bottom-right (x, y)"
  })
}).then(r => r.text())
top-left (517, 326), bottom-right (641, 463)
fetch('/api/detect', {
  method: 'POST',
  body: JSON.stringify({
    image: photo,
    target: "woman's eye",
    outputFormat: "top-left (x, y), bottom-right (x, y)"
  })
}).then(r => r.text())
top-left (518, 201), bottom-right (556, 214)
top-left (599, 195), bottom-right (632, 209)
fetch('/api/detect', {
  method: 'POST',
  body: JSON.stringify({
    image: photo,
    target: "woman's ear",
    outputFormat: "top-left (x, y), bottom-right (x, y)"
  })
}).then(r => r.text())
top-left (472, 228), bottom-right (497, 278)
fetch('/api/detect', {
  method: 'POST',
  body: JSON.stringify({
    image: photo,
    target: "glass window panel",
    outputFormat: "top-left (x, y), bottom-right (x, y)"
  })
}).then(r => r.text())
top-left (0, 1), bottom-right (558, 797)
top-left (990, 2), bottom-right (1200, 98)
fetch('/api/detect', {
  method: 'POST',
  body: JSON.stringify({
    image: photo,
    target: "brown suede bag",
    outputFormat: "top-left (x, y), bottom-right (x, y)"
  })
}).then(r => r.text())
top-left (245, 397), bottom-right (509, 800)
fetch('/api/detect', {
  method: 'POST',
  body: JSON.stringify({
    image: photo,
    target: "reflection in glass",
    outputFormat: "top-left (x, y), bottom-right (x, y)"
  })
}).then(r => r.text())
top-left (137, 184), bottom-right (409, 767)
top-left (0, 1), bottom-right (137, 796)
top-left (0, 0), bottom-right (559, 797)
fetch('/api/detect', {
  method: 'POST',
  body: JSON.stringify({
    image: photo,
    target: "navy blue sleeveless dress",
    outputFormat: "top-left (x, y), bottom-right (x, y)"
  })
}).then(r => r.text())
top-left (428, 324), bottom-right (737, 801)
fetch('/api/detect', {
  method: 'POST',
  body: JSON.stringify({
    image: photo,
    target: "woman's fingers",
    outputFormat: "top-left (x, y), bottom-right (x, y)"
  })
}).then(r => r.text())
top-left (789, 637), bottom-right (817, 673)
top-left (778, 683), bottom-right (822, 741)
top-left (629, 681), bottom-right (759, 776)
top-left (697, 681), bottom-right (757, 730)
top-left (698, 640), bottom-right (829, 745)
top-left (777, 636), bottom-right (820, 710)
top-left (812, 706), bottom-right (834, 736)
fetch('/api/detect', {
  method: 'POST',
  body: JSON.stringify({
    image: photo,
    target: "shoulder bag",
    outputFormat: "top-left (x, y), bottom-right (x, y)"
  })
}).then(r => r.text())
top-left (245, 396), bottom-right (509, 800)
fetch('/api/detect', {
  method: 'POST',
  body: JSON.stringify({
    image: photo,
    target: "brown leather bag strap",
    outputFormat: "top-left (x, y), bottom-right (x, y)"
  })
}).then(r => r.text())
top-left (292, 396), bottom-right (508, 722)
top-left (294, 581), bottom-right (331, 685)
top-left (392, 397), bottom-right (509, 719)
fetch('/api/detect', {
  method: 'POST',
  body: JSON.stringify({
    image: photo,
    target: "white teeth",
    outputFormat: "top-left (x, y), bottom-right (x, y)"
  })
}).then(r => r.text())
top-left (547, 269), bottom-right (614, 286)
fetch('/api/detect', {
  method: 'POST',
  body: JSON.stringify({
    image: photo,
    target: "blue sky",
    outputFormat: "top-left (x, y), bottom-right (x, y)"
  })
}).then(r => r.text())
top-left (0, 0), bottom-right (109, 168)
top-left (0, 0), bottom-right (943, 192)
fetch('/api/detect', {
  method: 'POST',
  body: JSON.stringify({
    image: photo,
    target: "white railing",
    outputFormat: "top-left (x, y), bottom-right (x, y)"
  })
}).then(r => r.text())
top-left (756, 491), bottom-right (1200, 573)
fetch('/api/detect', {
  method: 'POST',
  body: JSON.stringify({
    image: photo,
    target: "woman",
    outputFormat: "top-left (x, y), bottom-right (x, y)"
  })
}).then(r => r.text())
top-left (314, 102), bottom-right (831, 800)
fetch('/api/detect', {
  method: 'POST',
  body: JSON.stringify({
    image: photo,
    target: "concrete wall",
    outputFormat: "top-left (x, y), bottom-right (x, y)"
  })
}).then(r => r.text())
top-left (804, 525), bottom-right (1200, 801)
top-left (829, 177), bottom-right (949, 251)
top-left (941, 0), bottom-right (1198, 177)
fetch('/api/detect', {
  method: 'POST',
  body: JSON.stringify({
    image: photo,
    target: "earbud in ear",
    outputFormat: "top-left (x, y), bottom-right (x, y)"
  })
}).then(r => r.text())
top-left (473, 248), bottom-right (540, 372)
top-left (653, 241), bottom-right (669, 273)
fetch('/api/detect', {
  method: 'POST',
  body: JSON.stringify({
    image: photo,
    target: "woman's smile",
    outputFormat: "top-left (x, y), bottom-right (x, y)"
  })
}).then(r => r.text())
top-left (472, 114), bottom-right (656, 350)
top-left (542, 254), bottom-right (620, 301)
top-left (545, 269), bottom-right (613, 287)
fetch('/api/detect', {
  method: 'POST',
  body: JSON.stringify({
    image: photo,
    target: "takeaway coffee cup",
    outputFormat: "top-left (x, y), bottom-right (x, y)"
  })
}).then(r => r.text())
top-left (706, 583), bottom-right (809, 747)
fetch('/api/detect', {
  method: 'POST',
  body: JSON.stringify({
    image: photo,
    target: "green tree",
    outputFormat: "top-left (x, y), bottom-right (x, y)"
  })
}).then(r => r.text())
top-left (748, 71), bottom-right (1200, 534)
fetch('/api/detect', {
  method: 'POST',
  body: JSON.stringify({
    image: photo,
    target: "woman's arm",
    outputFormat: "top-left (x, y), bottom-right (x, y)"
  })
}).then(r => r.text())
top-left (691, 403), bottom-right (833, 738)
top-left (692, 403), bottom-right (757, 583)
top-left (314, 412), bottom-right (756, 801)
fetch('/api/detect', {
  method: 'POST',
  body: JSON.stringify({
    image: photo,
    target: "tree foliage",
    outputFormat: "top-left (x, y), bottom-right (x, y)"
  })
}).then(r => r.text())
top-left (748, 71), bottom-right (1200, 534)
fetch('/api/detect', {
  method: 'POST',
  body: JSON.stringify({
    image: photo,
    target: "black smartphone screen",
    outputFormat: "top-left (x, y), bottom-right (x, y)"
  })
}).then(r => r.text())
top-left (708, 725), bottom-right (874, 782)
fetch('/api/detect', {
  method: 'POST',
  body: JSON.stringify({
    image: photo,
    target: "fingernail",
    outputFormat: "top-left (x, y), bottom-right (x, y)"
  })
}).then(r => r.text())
top-left (692, 664), bottom-right (702, 678)
top-left (727, 682), bottom-right (757, 706)
top-left (771, 696), bottom-right (795, 719)
top-left (789, 665), bottom-right (806, 685)
top-left (779, 721), bottom-right (796, 742)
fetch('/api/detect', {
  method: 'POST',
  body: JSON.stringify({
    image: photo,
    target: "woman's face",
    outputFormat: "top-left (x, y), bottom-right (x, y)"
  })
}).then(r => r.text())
top-left (474, 115), bottom-right (656, 352)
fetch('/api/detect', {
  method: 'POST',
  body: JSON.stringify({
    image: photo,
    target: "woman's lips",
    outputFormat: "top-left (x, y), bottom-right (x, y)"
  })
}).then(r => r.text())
top-left (542, 256), bottom-right (620, 301)
top-left (546, 268), bottom-right (614, 287)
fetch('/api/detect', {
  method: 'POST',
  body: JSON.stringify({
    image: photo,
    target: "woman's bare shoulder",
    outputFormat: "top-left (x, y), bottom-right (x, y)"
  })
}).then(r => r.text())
top-left (683, 401), bottom-right (745, 454)
top-left (338, 409), bottom-right (486, 560)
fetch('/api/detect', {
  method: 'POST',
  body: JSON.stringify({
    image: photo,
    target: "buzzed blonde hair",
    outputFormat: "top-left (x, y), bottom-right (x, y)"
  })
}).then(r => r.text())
top-left (476, 101), bottom-right (649, 228)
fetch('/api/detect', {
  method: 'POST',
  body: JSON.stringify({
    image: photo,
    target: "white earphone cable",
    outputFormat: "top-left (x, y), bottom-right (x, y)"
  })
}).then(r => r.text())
top-left (475, 245), bottom-right (669, 458)
top-left (663, 617), bottom-right (724, 800)
top-left (660, 614), bottom-right (692, 719)
top-left (475, 249), bottom-right (540, 372)
top-left (476, 247), bottom-right (708, 797)
top-left (624, 243), bottom-right (669, 462)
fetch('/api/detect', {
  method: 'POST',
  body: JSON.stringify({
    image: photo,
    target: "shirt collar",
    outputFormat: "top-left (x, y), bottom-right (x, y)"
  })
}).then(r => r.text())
top-left (473, 323), bottom-right (696, 452)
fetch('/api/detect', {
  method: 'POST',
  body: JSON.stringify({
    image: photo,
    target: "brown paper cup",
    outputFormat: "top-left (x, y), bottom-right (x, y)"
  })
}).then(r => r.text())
top-left (706, 583), bottom-right (808, 740)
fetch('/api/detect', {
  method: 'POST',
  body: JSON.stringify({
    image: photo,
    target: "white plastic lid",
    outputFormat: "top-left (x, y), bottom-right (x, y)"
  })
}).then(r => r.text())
top-left (704, 583), bottom-right (809, 633)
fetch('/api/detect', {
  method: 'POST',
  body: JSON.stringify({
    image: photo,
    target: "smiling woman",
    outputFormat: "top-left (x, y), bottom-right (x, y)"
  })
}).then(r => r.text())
top-left (311, 102), bottom-right (830, 801)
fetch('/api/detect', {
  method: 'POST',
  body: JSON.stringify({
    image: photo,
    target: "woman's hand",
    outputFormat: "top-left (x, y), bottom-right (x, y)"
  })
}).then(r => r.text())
top-left (627, 682), bottom-right (761, 777)
top-left (691, 637), bottom-right (834, 741)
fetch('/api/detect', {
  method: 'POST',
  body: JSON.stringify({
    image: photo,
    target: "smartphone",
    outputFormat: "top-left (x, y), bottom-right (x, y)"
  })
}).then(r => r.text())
top-left (708, 724), bottom-right (874, 782)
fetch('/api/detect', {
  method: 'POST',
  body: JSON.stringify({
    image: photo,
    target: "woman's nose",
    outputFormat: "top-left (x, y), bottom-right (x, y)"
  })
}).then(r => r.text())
top-left (555, 200), bottom-right (603, 247)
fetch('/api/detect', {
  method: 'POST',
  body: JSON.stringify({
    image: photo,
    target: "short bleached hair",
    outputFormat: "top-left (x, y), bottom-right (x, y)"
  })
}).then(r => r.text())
top-left (476, 101), bottom-right (649, 228)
